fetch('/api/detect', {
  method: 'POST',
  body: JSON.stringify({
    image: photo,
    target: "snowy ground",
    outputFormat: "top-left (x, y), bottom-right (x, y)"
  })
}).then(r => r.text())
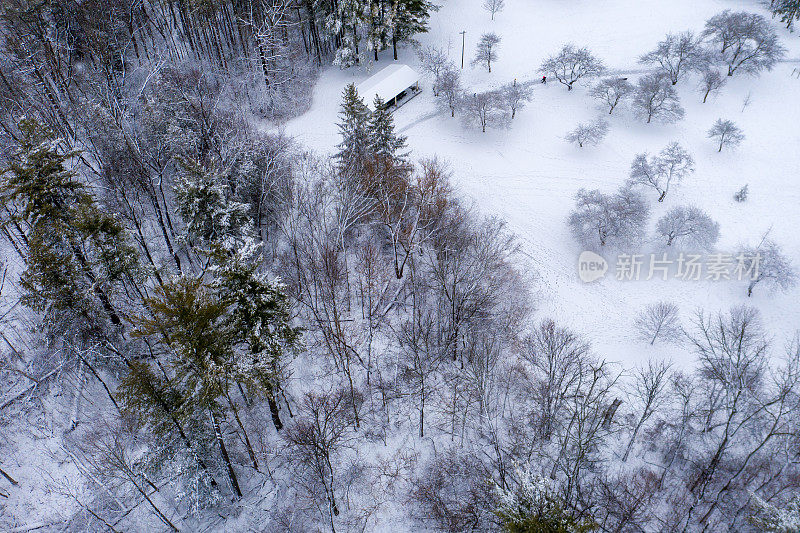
top-left (282, 0), bottom-right (800, 369)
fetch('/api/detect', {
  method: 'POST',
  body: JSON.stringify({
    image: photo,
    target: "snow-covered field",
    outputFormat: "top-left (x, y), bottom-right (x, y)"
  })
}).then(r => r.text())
top-left (284, 0), bottom-right (800, 369)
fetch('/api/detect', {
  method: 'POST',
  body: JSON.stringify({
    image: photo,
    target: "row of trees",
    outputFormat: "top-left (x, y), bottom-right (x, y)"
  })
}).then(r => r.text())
top-left (419, 45), bottom-right (534, 131)
top-left (540, 10), bottom-right (785, 94)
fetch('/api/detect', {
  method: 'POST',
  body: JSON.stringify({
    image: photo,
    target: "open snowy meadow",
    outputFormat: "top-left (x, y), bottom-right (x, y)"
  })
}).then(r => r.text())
top-left (285, 0), bottom-right (800, 369)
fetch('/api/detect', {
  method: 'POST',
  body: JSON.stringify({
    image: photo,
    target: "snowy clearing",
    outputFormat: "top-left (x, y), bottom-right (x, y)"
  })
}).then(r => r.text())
top-left (284, 0), bottom-right (800, 369)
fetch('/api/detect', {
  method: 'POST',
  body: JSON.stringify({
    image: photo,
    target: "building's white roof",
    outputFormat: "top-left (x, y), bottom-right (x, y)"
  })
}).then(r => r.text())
top-left (356, 64), bottom-right (419, 110)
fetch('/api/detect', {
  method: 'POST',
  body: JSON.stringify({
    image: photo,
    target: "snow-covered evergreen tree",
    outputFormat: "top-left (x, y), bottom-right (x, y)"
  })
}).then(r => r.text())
top-left (335, 83), bottom-right (371, 172)
top-left (771, 0), bottom-right (800, 30)
top-left (1, 118), bottom-right (137, 327)
top-left (750, 494), bottom-right (800, 532)
top-left (495, 464), bottom-right (596, 532)
top-left (392, 0), bottom-right (435, 59)
top-left (332, 0), bottom-right (366, 67)
top-left (368, 96), bottom-right (408, 162)
top-left (213, 244), bottom-right (302, 431)
top-left (174, 159), bottom-right (252, 254)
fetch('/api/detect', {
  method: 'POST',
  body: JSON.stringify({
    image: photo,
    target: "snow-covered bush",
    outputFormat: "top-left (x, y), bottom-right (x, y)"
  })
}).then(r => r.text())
top-left (540, 44), bottom-right (605, 91)
top-left (565, 118), bottom-right (609, 148)
top-left (707, 119), bottom-right (744, 152)
top-left (734, 184), bottom-right (749, 202)
top-left (568, 187), bottom-right (650, 249)
top-left (655, 206), bottom-right (719, 250)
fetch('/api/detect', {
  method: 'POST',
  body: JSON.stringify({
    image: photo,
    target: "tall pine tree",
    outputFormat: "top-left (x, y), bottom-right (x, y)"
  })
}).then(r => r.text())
top-left (333, 0), bottom-right (366, 67)
top-left (213, 245), bottom-right (302, 432)
top-left (174, 158), bottom-right (253, 256)
top-left (368, 96), bottom-right (407, 162)
top-left (335, 83), bottom-right (371, 173)
top-left (0, 118), bottom-right (137, 327)
top-left (392, 0), bottom-right (435, 60)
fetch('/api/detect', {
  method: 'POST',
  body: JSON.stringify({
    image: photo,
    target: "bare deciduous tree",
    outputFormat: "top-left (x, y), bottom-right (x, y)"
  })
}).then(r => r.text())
top-left (702, 10), bottom-right (786, 76)
top-left (500, 80), bottom-right (533, 119)
top-left (591, 77), bottom-right (634, 114)
top-left (472, 33), bottom-right (501, 72)
top-left (410, 447), bottom-right (495, 531)
top-left (707, 119), bottom-right (744, 152)
top-left (698, 69), bottom-right (726, 103)
top-left (639, 31), bottom-right (710, 85)
top-left (516, 319), bottom-right (591, 439)
top-left (622, 359), bottom-right (672, 461)
top-left (634, 302), bottom-right (683, 345)
top-left (540, 44), bottom-right (606, 91)
top-left (565, 118), bottom-right (609, 148)
top-left (396, 305), bottom-right (444, 438)
top-left (569, 187), bottom-right (650, 248)
top-left (482, 0), bottom-right (505, 20)
top-left (656, 206), bottom-right (720, 250)
top-left (632, 73), bottom-right (685, 124)
top-left (284, 389), bottom-right (359, 532)
top-left (737, 238), bottom-right (796, 296)
top-left (627, 142), bottom-right (694, 201)
top-left (460, 90), bottom-right (506, 132)
top-left (435, 67), bottom-right (462, 117)
top-left (418, 46), bottom-right (451, 95)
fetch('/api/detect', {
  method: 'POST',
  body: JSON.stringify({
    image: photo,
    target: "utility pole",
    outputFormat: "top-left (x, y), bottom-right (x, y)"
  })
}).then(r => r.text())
top-left (460, 31), bottom-right (466, 69)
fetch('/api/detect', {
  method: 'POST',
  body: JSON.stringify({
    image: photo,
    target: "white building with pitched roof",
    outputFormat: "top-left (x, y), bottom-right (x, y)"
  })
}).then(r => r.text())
top-left (356, 64), bottom-right (420, 111)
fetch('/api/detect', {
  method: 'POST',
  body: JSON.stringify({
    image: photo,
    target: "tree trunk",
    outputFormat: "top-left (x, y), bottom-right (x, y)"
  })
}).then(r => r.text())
top-left (226, 393), bottom-right (258, 470)
top-left (209, 408), bottom-right (242, 498)
top-left (128, 476), bottom-right (179, 531)
top-left (0, 467), bottom-right (18, 486)
top-left (268, 394), bottom-right (283, 431)
top-left (258, 40), bottom-right (271, 88)
top-left (419, 388), bottom-right (425, 438)
top-left (80, 356), bottom-right (121, 412)
top-left (69, 360), bottom-right (86, 431)
top-left (70, 241), bottom-right (122, 326)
